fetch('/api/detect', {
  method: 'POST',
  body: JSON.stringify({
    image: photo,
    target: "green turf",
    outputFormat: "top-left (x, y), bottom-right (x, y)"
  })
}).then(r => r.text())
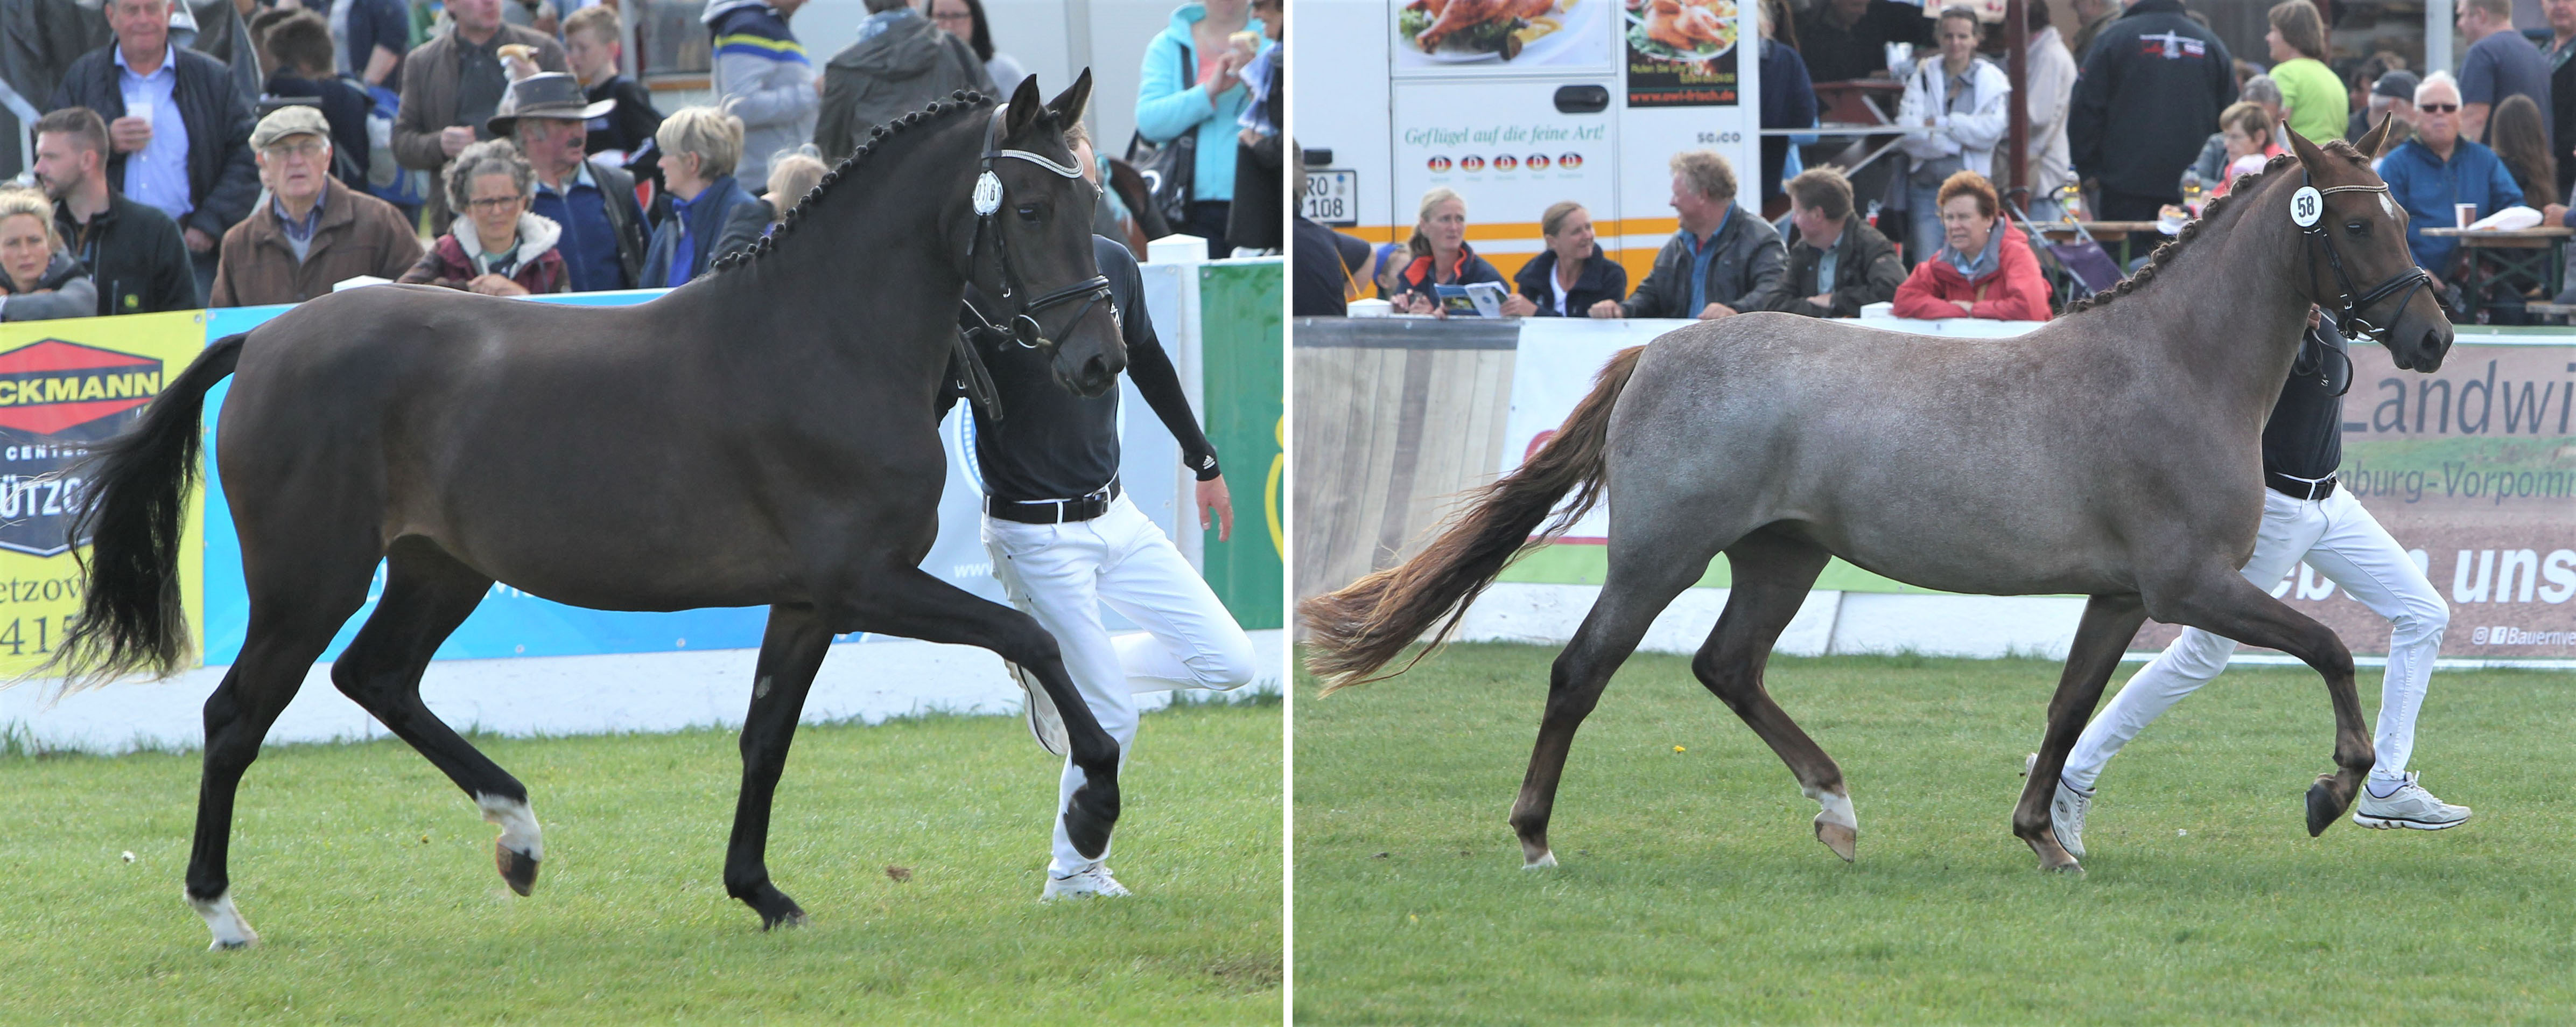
top-left (2, 700), bottom-right (1280, 1025)
top-left (1295, 644), bottom-right (2576, 1024)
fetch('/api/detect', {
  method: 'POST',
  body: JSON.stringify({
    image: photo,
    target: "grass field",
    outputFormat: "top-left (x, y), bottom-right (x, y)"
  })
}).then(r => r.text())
top-left (2, 697), bottom-right (1279, 1025)
top-left (1295, 644), bottom-right (2576, 1024)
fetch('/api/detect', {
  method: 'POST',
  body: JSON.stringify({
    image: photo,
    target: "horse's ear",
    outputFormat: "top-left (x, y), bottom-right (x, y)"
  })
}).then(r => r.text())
top-left (1005, 74), bottom-right (1045, 138)
top-left (2284, 123), bottom-right (2329, 177)
top-left (1046, 68), bottom-right (1093, 131)
top-left (2356, 111), bottom-right (2395, 159)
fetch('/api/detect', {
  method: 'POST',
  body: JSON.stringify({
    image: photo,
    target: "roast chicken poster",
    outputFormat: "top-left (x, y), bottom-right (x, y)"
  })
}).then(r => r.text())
top-left (1391, 0), bottom-right (1612, 71)
top-left (1624, 0), bottom-right (1740, 105)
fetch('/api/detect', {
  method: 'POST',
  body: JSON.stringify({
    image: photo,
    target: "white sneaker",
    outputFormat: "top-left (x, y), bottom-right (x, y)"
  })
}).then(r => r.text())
top-left (2353, 772), bottom-right (2472, 830)
top-left (1008, 662), bottom-right (1069, 757)
top-left (2025, 753), bottom-right (2091, 858)
top-left (1040, 864), bottom-right (1131, 900)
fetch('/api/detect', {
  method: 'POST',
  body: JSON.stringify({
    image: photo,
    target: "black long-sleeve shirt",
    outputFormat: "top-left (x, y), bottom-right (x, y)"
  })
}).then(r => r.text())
top-left (2262, 321), bottom-right (2349, 481)
top-left (966, 236), bottom-right (1219, 502)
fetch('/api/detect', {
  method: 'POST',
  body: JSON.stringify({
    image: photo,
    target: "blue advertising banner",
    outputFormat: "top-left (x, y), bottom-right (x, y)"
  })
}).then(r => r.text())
top-left (194, 284), bottom-right (1190, 665)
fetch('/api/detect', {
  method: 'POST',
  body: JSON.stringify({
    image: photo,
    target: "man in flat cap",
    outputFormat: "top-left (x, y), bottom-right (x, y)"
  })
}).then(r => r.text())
top-left (207, 104), bottom-right (423, 306)
top-left (492, 72), bottom-right (649, 293)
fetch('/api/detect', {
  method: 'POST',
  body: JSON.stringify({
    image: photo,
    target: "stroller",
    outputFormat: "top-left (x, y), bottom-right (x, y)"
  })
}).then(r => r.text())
top-left (2008, 201), bottom-right (2124, 312)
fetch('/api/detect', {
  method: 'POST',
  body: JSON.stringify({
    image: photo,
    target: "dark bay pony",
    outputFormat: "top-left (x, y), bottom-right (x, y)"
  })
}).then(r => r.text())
top-left (34, 75), bottom-right (1125, 947)
top-left (1303, 124), bottom-right (2452, 874)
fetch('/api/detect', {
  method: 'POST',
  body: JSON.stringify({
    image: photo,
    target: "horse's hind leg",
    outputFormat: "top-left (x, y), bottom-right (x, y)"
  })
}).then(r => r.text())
top-left (186, 551), bottom-right (376, 949)
top-left (720, 604), bottom-right (833, 929)
top-left (327, 540), bottom-right (546, 893)
top-left (2013, 592), bottom-right (2148, 872)
top-left (1687, 529), bottom-right (1854, 860)
top-left (1508, 532), bottom-right (1716, 869)
top-left (2147, 569), bottom-right (2372, 835)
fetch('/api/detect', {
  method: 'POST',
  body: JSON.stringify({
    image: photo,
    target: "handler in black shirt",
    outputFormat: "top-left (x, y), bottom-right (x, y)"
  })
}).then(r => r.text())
top-left (2049, 315), bottom-right (2468, 860)
top-left (965, 229), bottom-right (1259, 902)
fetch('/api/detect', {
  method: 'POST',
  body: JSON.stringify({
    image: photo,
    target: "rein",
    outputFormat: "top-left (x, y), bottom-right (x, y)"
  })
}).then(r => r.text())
top-left (952, 106), bottom-right (1117, 421)
top-left (2294, 171), bottom-right (2430, 345)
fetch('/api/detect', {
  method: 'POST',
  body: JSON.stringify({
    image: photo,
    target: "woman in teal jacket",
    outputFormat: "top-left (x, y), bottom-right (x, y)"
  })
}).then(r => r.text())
top-left (1135, 0), bottom-right (1264, 258)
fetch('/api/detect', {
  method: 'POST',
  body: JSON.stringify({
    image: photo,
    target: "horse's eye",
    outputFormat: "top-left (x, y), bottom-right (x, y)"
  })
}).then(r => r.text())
top-left (2345, 220), bottom-right (2369, 236)
top-left (1016, 204), bottom-right (1043, 222)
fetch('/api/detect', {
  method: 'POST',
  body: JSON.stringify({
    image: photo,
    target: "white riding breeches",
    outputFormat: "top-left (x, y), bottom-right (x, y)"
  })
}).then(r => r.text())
top-left (983, 494), bottom-right (1258, 876)
top-left (2063, 486), bottom-right (2448, 792)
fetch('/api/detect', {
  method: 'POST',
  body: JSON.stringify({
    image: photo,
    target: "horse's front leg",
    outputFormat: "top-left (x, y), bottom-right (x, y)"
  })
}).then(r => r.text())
top-left (2148, 570), bottom-right (2373, 835)
top-left (2015, 593), bottom-right (2147, 872)
top-left (839, 564), bottom-right (1122, 859)
top-left (723, 604), bottom-right (834, 929)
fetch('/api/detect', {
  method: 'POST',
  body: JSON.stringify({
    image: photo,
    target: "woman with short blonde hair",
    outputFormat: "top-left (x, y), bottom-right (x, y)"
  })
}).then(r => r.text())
top-left (0, 186), bottom-right (96, 322)
top-left (1391, 187), bottom-right (1505, 315)
top-left (642, 106), bottom-right (767, 287)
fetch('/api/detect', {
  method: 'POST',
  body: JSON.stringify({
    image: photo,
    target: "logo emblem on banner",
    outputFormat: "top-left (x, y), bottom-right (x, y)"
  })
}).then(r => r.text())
top-left (0, 339), bottom-right (164, 556)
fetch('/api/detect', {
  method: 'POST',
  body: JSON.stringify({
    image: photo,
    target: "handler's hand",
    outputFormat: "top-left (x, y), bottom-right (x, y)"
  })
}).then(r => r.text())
top-left (1196, 474), bottom-right (1233, 542)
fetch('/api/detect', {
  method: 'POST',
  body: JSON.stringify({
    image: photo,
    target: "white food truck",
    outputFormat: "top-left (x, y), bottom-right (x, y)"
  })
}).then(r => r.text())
top-left (1297, 0), bottom-right (1767, 289)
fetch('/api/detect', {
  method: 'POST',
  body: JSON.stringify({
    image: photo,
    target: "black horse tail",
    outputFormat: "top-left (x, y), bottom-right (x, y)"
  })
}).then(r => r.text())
top-left (1300, 344), bottom-right (1646, 694)
top-left (26, 333), bottom-right (247, 694)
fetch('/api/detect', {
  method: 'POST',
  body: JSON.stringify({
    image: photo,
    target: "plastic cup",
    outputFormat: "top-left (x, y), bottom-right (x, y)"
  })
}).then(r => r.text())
top-left (2456, 202), bottom-right (2477, 229)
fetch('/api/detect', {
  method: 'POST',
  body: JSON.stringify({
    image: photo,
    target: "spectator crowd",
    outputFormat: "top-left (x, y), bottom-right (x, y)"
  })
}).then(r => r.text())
top-left (1300, 0), bottom-right (2566, 325)
top-left (2, 0), bottom-right (1282, 323)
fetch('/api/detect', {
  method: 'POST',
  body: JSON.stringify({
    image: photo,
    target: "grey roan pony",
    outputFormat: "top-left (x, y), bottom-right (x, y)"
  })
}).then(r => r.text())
top-left (35, 75), bottom-right (1126, 947)
top-left (1304, 124), bottom-right (2453, 873)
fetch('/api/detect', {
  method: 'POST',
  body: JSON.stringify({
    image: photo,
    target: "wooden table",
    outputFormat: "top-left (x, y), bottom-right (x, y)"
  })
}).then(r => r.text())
top-left (2421, 226), bottom-right (2574, 322)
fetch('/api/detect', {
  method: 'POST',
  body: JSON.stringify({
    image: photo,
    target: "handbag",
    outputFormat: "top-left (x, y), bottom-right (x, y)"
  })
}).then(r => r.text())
top-left (1124, 43), bottom-right (1198, 230)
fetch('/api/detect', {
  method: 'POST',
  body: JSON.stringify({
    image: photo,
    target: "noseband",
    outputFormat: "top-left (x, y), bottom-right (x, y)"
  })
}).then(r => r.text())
top-left (948, 107), bottom-right (1116, 420)
top-left (2295, 171), bottom-right (2431, 344)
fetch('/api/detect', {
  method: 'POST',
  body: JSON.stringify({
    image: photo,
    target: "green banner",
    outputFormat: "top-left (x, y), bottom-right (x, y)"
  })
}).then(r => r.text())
top-left (1198, 262), bottom-right (1285, 628)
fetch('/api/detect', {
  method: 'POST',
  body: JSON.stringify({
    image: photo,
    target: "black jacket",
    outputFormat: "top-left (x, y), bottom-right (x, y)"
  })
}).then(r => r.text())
top-left (1511, 244), bottom-right (1627, 316)
top-left (1292, 216), bottom-right (1358, 316)
top-left (586, 74), bottom-right (666, 187)
top-left (53, 191), bottom-right (201, 316)
top-left (50, 44), bottom-right (260, 242)
top-left (1759, 218), bottom-right (1906, 318)
top-left (2067, 0), bottom-right (2235, 200)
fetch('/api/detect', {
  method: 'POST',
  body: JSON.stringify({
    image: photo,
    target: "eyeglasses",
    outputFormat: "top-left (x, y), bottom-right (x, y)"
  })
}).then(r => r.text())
top-left (932, 11), bottom-right (972, 23)
top-left (465, 195), bottom-right (525, 211)
top-left (2419, 102), bottom-right (2460, 113)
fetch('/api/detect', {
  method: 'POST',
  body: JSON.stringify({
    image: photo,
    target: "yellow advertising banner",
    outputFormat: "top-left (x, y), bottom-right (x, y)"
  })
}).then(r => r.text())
top-left (0, 311), bottom-right (206, 677)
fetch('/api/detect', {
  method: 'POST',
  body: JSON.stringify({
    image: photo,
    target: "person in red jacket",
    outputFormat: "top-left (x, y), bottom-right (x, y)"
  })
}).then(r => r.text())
top-left (1892, 171), bottom-right (2052, 321)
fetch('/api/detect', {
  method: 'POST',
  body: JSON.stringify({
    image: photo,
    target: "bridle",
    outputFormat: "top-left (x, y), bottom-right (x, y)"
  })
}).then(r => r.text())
top-left (951, 106), bottom-right (1115, 420)
top-left (2294, 170), bottom-right (2431, 345)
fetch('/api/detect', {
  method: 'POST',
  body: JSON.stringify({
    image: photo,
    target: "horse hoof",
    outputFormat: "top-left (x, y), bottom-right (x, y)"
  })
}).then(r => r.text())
top-left (495, 844), bottom-right (540, 897)
top-left (2305, 774), bottom-right (2347, 837)
top-left (1522, 850), bottom-right (1557, 869)
top-left (757, 899), bottom-right (808, 931)
top-left (1062, 783), bottom-right (1120, 861)
top-left (2044, 860), bottom-right (2086, 876)
top-left (1814, 820), bottom-right (1858, 863)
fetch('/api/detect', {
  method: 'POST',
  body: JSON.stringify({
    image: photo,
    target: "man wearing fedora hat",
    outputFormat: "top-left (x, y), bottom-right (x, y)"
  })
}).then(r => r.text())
top-left (492, 72), bottom-right (649, 292)
top-left (207, 104), bottom-right (422, 306)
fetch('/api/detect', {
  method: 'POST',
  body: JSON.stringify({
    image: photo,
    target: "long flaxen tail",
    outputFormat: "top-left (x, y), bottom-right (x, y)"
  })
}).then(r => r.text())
top-left (1300, 344), bottom-right (1646, 694)
top-left (20, 333), bottom-right (247, 694)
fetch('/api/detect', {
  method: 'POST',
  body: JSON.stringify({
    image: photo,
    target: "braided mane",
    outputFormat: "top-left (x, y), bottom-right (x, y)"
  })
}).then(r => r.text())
top-left (2062, 140), bottom-right (2375, 316)
top-left (704, 90), bottom-right (1000, 274)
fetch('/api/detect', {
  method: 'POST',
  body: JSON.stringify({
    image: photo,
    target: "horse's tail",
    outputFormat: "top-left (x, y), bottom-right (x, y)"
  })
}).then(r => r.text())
top-left (20, 333), bottom-right (247, 694)
top-left (1301, 344), bottom-right (1646, 694)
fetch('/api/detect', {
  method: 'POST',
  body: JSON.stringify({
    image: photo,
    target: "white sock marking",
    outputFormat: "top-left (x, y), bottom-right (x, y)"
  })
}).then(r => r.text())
top-left (1806, 787), bottom-right (1859, 832)
top-left (187, 889), bottom-right (258, 949)
top-left (476, 793), bottom-right (543, 861)
top-left (1523, 850), bottom-right (1557, 869)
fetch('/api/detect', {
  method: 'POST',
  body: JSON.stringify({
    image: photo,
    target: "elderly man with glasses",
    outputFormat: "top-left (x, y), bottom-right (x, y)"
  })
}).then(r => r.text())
top-left (2375, 71), bottom-right (2523, 294)
top-left (206, 106), bottom-right (423, 307)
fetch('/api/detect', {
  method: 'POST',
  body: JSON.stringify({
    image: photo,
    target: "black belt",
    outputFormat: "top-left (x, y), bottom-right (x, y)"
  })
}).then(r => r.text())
top-left (986, 480), bottom-right (1121, 525)
top-left (2265, 471), bottom-right (2338, 501)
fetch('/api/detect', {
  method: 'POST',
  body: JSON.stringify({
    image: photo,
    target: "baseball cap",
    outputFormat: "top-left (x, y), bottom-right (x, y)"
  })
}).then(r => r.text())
top-left (2373, 70), bottom-right (2421, 101)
